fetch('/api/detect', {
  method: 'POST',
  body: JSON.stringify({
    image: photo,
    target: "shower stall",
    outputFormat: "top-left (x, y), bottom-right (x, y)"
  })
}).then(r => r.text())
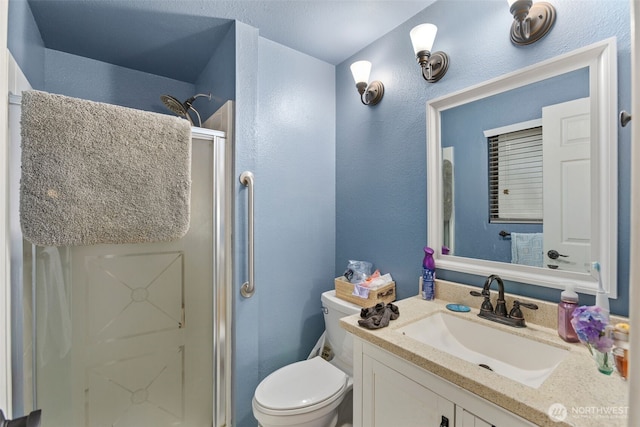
top-left (8, 89), bottom-right (233, 426)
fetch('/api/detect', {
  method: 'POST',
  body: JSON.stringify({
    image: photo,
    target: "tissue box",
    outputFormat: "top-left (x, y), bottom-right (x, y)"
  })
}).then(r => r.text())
top-left (334, 276), bottom-right (396, 307)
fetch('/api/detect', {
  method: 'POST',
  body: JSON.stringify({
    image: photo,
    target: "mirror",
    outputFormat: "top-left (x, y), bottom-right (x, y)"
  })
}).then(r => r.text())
top-left (427, 38), bottom-right (618, 296)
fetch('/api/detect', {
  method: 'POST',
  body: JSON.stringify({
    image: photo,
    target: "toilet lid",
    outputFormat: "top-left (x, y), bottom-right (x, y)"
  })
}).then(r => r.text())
top-left (255, 357), bottom-right (347, 411)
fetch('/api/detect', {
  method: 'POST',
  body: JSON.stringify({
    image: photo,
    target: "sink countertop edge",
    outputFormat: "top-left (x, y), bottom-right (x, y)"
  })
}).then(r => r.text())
top-left (341, 295), bottom-right (629, 427)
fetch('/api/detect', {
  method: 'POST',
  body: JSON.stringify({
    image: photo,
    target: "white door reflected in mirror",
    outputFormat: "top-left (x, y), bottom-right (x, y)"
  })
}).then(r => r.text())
top-left (542, 97), bottom-right (591, 273)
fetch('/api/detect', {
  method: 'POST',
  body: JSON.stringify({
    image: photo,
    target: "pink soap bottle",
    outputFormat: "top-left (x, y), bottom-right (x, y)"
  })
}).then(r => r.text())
top-left (558, 284), bottom-right (579, 342)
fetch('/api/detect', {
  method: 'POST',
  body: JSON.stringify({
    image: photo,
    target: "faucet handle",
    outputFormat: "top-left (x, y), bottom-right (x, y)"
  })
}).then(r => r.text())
top-left (514, 300), bottom-right (538, 310)
top-left (470, 290), bottom-right (493, 313)
top-left (509, 300), bottom-right (538, 320)
top-left (470, 288), bottom-right (490, 297)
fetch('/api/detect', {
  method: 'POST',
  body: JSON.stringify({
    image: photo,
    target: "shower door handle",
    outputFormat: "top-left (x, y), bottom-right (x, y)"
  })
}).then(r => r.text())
top-left (240, 171), bottom-right (255, 298)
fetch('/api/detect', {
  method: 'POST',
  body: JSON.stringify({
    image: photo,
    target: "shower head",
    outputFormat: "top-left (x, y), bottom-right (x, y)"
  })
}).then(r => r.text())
top-left (161, 94), bottom-right (189, 117)
top-left (160, 93), bottom-right (211, 127)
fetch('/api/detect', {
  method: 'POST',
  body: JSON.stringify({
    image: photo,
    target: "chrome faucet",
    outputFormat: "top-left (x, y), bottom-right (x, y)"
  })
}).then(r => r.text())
top-left (470, 274), bottom-right (538, 328)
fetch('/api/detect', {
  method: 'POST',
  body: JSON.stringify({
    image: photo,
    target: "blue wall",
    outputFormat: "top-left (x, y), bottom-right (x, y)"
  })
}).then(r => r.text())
top-left (43, 49), bottom-right (196, 112)
top-left (255, 36), bottom-right (335, 372)
top-left (335, 0), bottom-right (631, 316)
top-left (7, 0), bottom-right (44, 89)
top-left (231, 21), bottom-right (260, 427)
top-left (232, 33), bottom-right (336, 427)
top-left (195, 21), bottom-right (236, 121)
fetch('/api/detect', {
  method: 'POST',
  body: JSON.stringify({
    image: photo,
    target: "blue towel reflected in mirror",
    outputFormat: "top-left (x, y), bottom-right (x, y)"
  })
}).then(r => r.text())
top-left (511, 232), bottom-right (544, 267)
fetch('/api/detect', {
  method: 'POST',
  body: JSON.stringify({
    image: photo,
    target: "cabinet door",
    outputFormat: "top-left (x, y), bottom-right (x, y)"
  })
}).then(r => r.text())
top-left (362, 355), bottom-right (455, 427)
top-left (456, 407), bottom-right (493, 427)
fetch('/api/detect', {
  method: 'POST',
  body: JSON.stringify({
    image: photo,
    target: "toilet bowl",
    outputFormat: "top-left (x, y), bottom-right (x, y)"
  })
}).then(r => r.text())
top-left (252, 357), bottom-right (350, 427)
top-left (252, 290), bottom-right (361, 427)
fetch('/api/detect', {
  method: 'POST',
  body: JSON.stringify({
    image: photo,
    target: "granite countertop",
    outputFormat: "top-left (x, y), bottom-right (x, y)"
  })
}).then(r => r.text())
top-left (340, 281), bottom-right (629, 427)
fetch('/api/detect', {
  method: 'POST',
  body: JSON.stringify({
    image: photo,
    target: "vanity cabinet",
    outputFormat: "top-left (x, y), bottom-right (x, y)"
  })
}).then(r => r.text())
top-left (353, 338), bottom-right (535, 427)
top-left (362, 355), bottom-right (455, 426)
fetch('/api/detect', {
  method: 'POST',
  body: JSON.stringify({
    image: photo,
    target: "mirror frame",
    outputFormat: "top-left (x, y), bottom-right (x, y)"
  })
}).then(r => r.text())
top-left (427, 38), bottom-right (618, 297)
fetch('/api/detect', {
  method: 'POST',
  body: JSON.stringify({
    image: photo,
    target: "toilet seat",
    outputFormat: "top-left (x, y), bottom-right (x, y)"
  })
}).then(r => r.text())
top-left (254, 357), bottom-right (348, 415)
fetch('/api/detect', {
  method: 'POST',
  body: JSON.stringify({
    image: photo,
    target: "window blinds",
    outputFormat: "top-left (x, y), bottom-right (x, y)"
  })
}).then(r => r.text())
top-left (488, 126), bottom-right (543, 223)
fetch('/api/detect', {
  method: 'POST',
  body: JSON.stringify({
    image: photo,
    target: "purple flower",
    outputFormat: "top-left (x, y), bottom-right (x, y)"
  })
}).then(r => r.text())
top-left (571, 305), bottom-right (613, 353)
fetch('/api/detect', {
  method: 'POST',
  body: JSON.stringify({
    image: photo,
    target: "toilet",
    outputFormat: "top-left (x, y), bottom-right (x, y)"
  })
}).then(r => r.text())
top-left (252, 290), bottom-right (361, 427)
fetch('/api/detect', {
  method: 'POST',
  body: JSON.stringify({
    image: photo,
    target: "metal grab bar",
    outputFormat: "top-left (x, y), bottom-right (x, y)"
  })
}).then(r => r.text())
top-left (240, 171), bottom-right (255, 297)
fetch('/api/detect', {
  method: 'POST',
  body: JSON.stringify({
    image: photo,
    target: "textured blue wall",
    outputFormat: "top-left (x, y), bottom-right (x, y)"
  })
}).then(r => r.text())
top-left (43, 49), bottom-right (195, 113)
top-left (335, 0), bottom-right (631, 316)
top-left (195, 22), bottom-right (236, 121)
top-left (231, 34), bottom-right (336, 427)
top-left (231, 21), bottom-right (259, 427)
top-left (7, 0), bottom-right (44, 89)
top-left (255, 35), bottom-right (335, 367)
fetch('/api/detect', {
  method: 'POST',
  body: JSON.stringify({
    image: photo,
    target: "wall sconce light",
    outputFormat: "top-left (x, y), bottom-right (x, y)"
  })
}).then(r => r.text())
top-left (409, 23), bottom-right (449, 83)
top-left (350, 60), bottom-right (384, 106)
top-left (507, 0), bottom-right (556, 45)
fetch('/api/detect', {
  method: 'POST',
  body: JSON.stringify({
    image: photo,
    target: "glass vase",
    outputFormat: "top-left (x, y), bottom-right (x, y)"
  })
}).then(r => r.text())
top-left (591, 346), bottom-right (614, 375)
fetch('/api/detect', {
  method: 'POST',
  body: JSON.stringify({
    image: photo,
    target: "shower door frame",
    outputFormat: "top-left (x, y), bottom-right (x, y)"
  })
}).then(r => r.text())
top-left (0, 0), bottom-right (11, 415)
top-left (192, 126), bottom-right (233, 427)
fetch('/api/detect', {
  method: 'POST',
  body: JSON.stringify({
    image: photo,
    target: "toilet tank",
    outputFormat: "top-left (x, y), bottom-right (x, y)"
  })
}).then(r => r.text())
top-left (321, 290), bottom-right (361, 376)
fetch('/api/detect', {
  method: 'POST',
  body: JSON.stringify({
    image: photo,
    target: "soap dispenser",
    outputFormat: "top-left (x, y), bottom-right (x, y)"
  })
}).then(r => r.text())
top-left (558, 283), bottom-right (579, 342)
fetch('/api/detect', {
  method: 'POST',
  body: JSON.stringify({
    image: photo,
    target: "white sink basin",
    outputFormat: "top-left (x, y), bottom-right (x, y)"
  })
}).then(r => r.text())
top-left (397, 312), bottom-right (569, 388)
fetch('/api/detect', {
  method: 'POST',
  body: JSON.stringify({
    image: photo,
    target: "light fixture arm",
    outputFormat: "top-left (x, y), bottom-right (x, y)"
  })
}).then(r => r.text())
top-left (356, 82), bottom-right (368, 96)
top-left (416, 50), bottom-right (450, 83)
top-left (356, 81), bottom-right (385, 106)
top-left (509, 0), bottom-right (532, 23)
top-left (514, 16), bottom-right (531, 41)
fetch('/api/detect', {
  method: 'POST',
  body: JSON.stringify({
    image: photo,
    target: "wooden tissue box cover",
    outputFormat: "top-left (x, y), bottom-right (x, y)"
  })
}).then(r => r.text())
top-left (334, 276), bottom-right (396, 307)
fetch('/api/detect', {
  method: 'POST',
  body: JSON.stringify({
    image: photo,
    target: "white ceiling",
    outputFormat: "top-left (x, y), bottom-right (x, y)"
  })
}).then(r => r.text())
top-left (27, 0), bottom-right (436, 82)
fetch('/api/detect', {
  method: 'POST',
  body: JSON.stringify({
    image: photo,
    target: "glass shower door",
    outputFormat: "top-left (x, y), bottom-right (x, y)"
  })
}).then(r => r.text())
top-left (32, 133), bottom-right (224, 427)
